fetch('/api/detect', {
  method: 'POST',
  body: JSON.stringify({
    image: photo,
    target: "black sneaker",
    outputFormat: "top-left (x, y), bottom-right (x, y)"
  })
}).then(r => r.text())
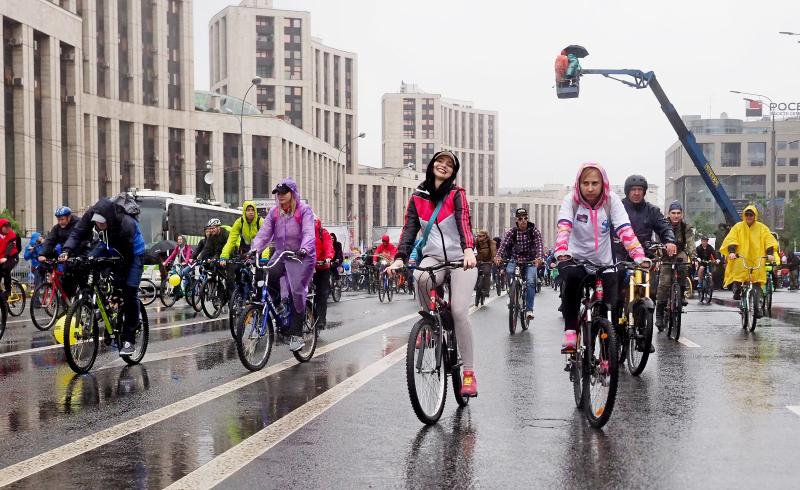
top-left (119, 342), bottom-right (135, 356)
top-left (733, 289), bottom-right (742, 300)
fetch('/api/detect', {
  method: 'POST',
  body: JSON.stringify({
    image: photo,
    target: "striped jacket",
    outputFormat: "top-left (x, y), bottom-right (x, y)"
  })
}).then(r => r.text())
top-left (396, 185), bottom-right (474, 262)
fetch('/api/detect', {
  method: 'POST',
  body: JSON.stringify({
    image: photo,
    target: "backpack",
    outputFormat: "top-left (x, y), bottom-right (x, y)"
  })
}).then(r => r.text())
top-left (112, 193), bottom-right (141, 219)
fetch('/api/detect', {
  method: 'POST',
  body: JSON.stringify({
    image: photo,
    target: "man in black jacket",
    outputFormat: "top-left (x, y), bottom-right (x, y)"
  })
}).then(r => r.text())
top-left (39, 206), bottom-right (85, 295)
top-left (195, 219), bottom-right (229, 261)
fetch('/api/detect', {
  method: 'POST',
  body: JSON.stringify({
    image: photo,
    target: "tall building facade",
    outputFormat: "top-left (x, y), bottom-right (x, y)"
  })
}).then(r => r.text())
top-left (0, 0), bottom-right (347, 236)
top-left (665, 114), bottom-right (800, 226)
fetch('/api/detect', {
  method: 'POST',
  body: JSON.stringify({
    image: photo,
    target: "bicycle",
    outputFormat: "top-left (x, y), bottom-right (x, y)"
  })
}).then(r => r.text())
top-left (494, 266), bottom-right (506, 296)
top-left (200, 261), bottom-right (228, 319)
top-left (651, 244), bottom-right (691, 341)
top-left (186, 261), bottom-right (209, 312)
top-left (227, 255), bottom-right (257, 339)
top-left (737, 255), bottom-right (768, 332)
top-left (616, 263), bottom-right (655, 376)
top-left (61, 256), bottom-right (149, 374)
top-left (474, 262), bottom-right (491, 307)
top-left (234, 251), bottom-right (318, 371)
top-left (561, 259), bottom-right (620, 429)
top-left (159, 263), bottom-right (185, 308)
top-left (696, 259), bottom-right (716, 304)
top-left (138, 278), bottom-right (158, 306)
top-left (2, 277), bottom-right (26, 317)
top-left (30, 260), bottom-right (71, 331)
top-left (377, 259), bottom-right (395, 303)
top-left (330, 268), bottom-right (342, 302)
top-left (506, 260), bottom-right (536, 334)
top-left (405, 261), bottom-right (471, 425)
top-left (764, 261), bottom-right (777, 318)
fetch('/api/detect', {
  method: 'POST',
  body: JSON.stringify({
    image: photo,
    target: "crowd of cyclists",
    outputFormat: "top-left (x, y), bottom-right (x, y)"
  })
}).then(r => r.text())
top-left (1, 150), bottom-right (797, 427)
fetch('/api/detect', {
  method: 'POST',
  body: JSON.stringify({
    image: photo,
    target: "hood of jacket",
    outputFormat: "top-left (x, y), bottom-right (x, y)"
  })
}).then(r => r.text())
top-left (423, 151), bottom-right (461, 202)
top-left (241, 200), bottom-right (258, 222)
top-left (29, 232), bottom-right (41, 244)
top-left (572, 162), bottom-right (611, 210)
top-left (743, 204), bottom-right (759, 223)
top-left (0, 218), bottom-right (11, 232)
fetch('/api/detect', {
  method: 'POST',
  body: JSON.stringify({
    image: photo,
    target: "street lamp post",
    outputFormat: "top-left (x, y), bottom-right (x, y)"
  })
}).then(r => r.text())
top-left (334, 132), bottom-right (365, 222)
top-left (730, 90), bottom-right (776, 227)
top-left (238, 77), bottom-right (263, 203)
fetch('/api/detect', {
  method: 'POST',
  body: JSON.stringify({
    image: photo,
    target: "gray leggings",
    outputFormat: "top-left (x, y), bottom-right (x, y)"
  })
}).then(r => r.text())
top-left (414, 256), bottom-right (478, 370)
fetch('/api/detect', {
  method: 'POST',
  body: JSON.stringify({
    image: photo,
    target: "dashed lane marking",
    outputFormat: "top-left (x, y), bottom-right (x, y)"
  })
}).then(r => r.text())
top-left (678, 337), bottom-right (701, 348)
top-left (788, 406), bottom-right (800, 418)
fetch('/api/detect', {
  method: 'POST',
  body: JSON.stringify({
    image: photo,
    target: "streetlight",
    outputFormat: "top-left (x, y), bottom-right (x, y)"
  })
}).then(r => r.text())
top-left (730, 90), bottom-right (777, 227)
top-left (334, 132), bottom-right (365, 222)
top-left (237, 76), bottom-right (263, 203)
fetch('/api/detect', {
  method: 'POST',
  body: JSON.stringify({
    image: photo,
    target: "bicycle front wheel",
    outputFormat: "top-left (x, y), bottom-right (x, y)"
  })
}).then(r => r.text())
top-left (449, 332), bottom-right (470, 408)
top-left (627, 305), bottom-right (653, 376)
top-left (406, 319), bottom-right (447, 425)
top-left (508, 281), bottom-right (518, 334)
top-left (228, 289), bottom-right (245, 339)
top-left (236, 305), bottom-right (273, 371)
top-left (583, 318), bottom-right (619, 428)
top-left (332, 282), bottom-right (341, 302)
top-left (748, 288), bottom-right (759, 332)
top-left (668, 282), bottom-right (682, 340)
top-left (6, 280), bottom-right (26, 316)
top-left (201, 278), bottom-right (225, 319)
top-left (122, 301), bottom-right (149, 365)
top-left (378, 276), bottom-right (386, 303)
top-left (765, 286), bottom-right (773, 318)
top-left (704, 276), bottom-right (713, 303)
top-left (159, 279), bottom-right (178, 308)
top-left (138, 279), bottom-right (158, 306)
top-left (292, 300), bottom-right (317, 362)
top-left (386, 277), bottom-right (394, 302)
top-left (63, 296), bottom-right (100, 374)
top-left (30, 282), bottom-right (61, 331)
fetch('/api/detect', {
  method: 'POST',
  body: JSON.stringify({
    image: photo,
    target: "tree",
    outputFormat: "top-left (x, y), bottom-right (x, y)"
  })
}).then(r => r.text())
top-left (690, 211), bottom-right (715, 238)
top-left (0, 209), bottom-right (21, 235)
top-left (782, 198), bottom-right (800, 252)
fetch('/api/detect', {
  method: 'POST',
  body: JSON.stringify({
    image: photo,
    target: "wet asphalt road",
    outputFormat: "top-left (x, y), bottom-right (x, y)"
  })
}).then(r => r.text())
top-left (0, 286), bottom-right (798, 489)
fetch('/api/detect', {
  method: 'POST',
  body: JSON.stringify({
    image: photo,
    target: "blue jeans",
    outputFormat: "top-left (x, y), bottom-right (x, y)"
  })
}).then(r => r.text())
top-left (506, 261), bottom-right (536, 310)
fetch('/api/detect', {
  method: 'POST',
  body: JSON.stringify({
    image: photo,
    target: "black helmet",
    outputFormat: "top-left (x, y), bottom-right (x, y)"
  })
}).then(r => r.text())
top-left (624, 175), bottom-right (648, 196)
top-left (515, 207), bottom-right (528, 218)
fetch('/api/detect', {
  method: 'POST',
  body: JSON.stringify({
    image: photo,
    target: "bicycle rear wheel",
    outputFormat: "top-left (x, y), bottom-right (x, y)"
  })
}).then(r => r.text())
top-left (191, 279), bottom-right (204, 312)
top-left (448, 327), bottom-right (470, 408)
top-left (236, 305), bottom-right (273, 371)
top-left (138, 279), bottom-right (158, 306)
top-left (704, 275), bottom-right (713, 303)
top-left (508, 281), bottom-right (518, 334)
top-left (387, 276), bottom-right (394, 302)
top-left (765, 285), bottom-right (773, 318)
top-left (292, 300), bottom-right (318, 362)
top-left (122, 301), bottom-right (149, 365)
top-left (6, 280), bottom-right (25, 317)
top-left (159, 278), bottom-right (178, 307)
top-left (201, 278), bottom-right (225, 318)
top-left (627, 306), bottom-right (653, 376)
top-left (583, 318), bottom-right (619, 428)
top-left (228, 289), bottom-right (244, 339)
top-left (30, 282), bottom-right (61, 331)
top-left (63, 296), bottom-right (100, 374)
top-left (748, 288), bottom-right (759, 332)
top-left (406, 318), bottom-right (447, 425)
top-left (332, 282), bottom-right (342, 302)
top-left (668, 282), bottom-right (681, 340)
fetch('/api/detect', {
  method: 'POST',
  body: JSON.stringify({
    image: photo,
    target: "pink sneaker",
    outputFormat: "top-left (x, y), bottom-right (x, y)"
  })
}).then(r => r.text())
top-left (561, 330), bottom-right (578, 353)
top-left (460, 370), bottom-right (478, 397)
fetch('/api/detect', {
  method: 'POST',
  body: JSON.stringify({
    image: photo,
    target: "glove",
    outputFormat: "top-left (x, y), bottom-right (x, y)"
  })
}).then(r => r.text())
top-left (297, 249), bottom-right (308, 259)
top-left (259, 257), bottom-right (269, 265)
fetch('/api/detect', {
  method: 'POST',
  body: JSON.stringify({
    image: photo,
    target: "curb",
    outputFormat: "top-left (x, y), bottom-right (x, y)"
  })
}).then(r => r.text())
top-left (710, 296), bottom-right (800, 324)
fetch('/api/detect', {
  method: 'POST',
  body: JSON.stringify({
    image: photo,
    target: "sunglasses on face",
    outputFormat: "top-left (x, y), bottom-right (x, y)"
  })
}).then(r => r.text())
top-left (516, 217), bottom-right (528, 221)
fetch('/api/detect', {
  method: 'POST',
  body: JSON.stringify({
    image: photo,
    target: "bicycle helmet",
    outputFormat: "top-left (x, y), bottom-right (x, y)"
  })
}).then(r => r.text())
top-left (624, 175), bottom-right (648, 195)
top-left (54, 206), bottom-right (72, 217)
top-left (206, 218), bottom-right (221, 228)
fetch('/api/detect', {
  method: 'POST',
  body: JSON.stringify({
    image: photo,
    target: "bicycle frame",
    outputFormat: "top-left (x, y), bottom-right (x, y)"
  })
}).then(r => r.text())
top-left (623, 267), bottom-right (654, 326)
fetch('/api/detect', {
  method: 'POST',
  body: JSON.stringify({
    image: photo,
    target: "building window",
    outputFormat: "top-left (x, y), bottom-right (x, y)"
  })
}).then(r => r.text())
top-left (119, 122), bottom-right (132, 194)
top-left (96, 0), bottom-right (107, 98)
top-left (255, 16), bottom-right (274, 78)
top-left (403, 98), bottom-right (416, 138)
top-left (698, 142), bottom-right (714, 163)
top-left (323, 52), bottom-right (329, 105)
top-left (283, 18), bottom-right (302, 80)
top-left (346, 114), bottom-right (353, 173)
top-left (778, 157), bottom-right (787, 166)
top-left (345, 58), bottom-right (353, 109)
top-left (195, 130), bottom-right (211, 200)
top-left (488, 155), bottom-right (495, 195)
top-left (314, 49), bottom-right (320, 102)
top-left (223, 133), bottom-right (241, 206)
top-left (358, 184), bottom-right (367, 244)
top-left (403, 143), bottom-right (416, 168)
top-left (791, 140), bottom-right (800, 150)
top-left (721, 143), bottom-right (741, 167)
top-left (747, 142), bottom-right (766, 166)
top-left (791, 158), bottom-right (799, 167)
top-left (324, 110), bottom-right (330, 143)
top-left (387, 187), bottom-right (397, 227)
top-left (469, 113), bottom-right (475, 150)
top-left (478, 115), bottom-right (484, 150)
top-left (253, 135), bottom-right (270, 198)
top-left (285, 86), bottom-right (303, 129)
top-left (373, 187), bottom-right (382, 227)
top-left (334, 112), bottom-right (341, 148)
top-left (97, 118), bottom-right (109, 200)
top-left (777, 190), bottom-right (786, 198)
top-left (478, 154), bottom-right (485, 195)
top-left (778, 174), bottom-right (787, 183)
top-left (791, 174), bottom-right (799, 183)
top-left (256, 85), bottom-right (275, 112)
top-left (421, 98), bottom-right (434, 139)
top-left (168, 127), bottom-right (183, 194)
top-left (333, 55), bottom-right (340, 107)
top-left (141, 0), bottom-right (157, 105)
top-left (461, 112), bottom-right (467, 148)
top-left (421, 143), bottom-right (435, 167)
top-left (166, 0), bottom-right (182, 109)
top-left (488, 115), bottom-right (495, 151)
top-left (143, 124), bottom-right (157, 189)
top-left (777, 141), bottom-right (787, 151)
top-left (118, 0), bottom-right (130, 102)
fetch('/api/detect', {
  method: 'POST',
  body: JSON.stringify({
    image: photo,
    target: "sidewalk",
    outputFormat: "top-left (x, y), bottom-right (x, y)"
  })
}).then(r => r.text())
top-left (710, 288), bottom-right (800, 324)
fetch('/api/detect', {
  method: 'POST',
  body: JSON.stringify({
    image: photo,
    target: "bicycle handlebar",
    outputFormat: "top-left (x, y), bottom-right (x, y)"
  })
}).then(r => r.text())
top-left (254, 250), bottom-right (299, 270)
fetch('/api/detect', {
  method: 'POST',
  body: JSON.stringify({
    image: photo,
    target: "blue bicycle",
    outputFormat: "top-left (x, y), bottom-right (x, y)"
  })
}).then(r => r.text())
top-left (234, 251), bottom-right (318, 371)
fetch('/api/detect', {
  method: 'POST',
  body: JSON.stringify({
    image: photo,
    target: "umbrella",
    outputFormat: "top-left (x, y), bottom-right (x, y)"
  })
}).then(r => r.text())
top-left (143, 239), bottom-right (176, 265)
top-left (562, 45), bottom-right (589, 58)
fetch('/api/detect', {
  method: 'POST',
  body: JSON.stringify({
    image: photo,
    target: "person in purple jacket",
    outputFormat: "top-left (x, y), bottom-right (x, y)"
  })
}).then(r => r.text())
top-left (251, 178), bottom-right (316, 352)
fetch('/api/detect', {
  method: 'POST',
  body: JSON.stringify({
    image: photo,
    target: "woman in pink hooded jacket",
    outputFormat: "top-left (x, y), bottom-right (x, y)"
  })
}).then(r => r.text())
top-left (554, 163), bottom-right (649, 351)
top-left (251, 178), bottom-right (316, 352)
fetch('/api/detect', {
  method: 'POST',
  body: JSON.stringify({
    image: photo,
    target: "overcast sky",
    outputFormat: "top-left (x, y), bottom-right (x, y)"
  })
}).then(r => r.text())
top-left (194, 0), bottom-right (800, 194)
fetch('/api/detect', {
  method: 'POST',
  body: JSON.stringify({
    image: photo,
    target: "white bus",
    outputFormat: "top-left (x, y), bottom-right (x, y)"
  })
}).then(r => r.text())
top-left (135, 191), bottom-right (241, 246)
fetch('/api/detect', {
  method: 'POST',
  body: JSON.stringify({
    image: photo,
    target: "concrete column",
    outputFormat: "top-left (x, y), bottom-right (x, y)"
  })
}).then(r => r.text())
top-left (211, 130), bottom-right (224, 202)
top-left (157, 125), bottom-right (169, 189)
top-left (41, 36), bottom-right (63, 222)
top-left (155, 0), bottom-right (168, 109)
top-left (182, 129), bottom-right (195, 196)
top-left (131, 122), bottom-right (144, 188)
top-left (11, 25), bottom-right (37, 233)
top-left (85, 114), bottom-right (99, 204)
top-left (128, 0), bottom-right (143, 105)
top-left (82, 0), bottom-right (97, 95)
top-left (108, 119), bottom-right (121, 195)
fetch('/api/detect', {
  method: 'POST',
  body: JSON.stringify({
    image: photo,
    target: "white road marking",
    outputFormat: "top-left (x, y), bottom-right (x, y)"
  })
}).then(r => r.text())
top-left (0, 317), bottom-right (223, 359)
top-left (787, 406), bottom-right (800, 418)
top-left (166, 347), bottom-right (407, 490)
top-left (678, 337), bottom-right (701, 348)
top-left (3, 302), bottom-right (192, 326)
top-left (97, 338), bottom-right (229, 370)
top-left (0, 292), bottom-right (504, 487)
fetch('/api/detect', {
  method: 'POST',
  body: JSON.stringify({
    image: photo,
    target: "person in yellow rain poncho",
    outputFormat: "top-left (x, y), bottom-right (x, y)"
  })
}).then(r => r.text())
top-left (720, 204), bottom-right (778, 301)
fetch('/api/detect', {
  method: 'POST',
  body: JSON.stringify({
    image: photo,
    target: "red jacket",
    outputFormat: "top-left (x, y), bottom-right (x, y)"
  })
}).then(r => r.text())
top-left (374, 242), bottom-right (397, 264)
top-left (315, 219), bottom-right (334, 270)
top-left (164, 244), bottom-right (193, 267)
top-left (0, 219), bottom-right (20, 260)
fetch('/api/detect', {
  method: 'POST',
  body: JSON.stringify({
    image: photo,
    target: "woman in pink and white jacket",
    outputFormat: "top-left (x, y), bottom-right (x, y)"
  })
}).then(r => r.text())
top-left (554, 163), bottom-right (650, 352)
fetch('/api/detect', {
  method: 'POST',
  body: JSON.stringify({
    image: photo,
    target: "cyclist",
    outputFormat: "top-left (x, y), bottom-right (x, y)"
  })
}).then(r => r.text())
top-left (163, 234), bottom-right (193, 291)
top-left (251, 178), bottom-right (316, 352)
top-left (474, 230), bottom-right (495, 299)
top-left (60, 197), bottom-right (146, 356)
top-left (312, 216), bottom-right (334, 329)
top-left (24, 232), bottom-right (46, 292)
top-left (654, 201), bottom-right (693, 331)
top-left (330, 232), bottom-right (344, 283)
top-left (555, 163), bottom-right (649, 352)
top-left (195, 218), bottom-right (229, 262)
top-left (373, 235), bottom-right (397, 266)
top-left (494, 208), bottom-right (543, 322)
top-left (695, 235), bottom-right (717, 291)
top-left (390, 150), bottom-right (478, 397)
top-left (720, 205), bottom-right (778, 309)
top-left (219, 200), bottom-right (264, 293)
top-left (0, 219), bottom-right (21, 299)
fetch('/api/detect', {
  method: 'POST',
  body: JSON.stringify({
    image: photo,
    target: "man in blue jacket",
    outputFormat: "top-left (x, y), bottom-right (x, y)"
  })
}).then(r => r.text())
top-left (60, 197), bottom-right (146, 356)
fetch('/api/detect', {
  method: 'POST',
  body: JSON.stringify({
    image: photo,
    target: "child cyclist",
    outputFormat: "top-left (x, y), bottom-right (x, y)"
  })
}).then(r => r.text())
top-left (554, 163), bottom-right (650, 352)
